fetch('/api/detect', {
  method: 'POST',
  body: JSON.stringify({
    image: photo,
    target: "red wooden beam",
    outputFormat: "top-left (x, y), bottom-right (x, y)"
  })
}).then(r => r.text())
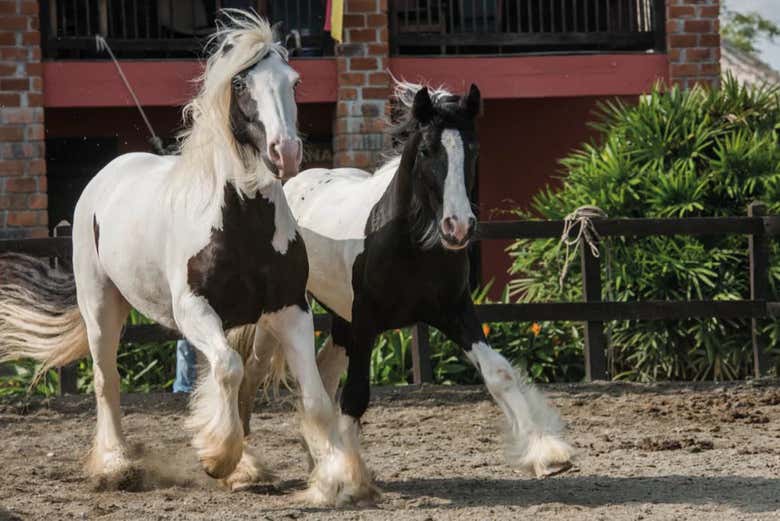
top-left (43, 58), bottom-right (338, 107)
top-left (389, 54), bottom-right (669, 99)
top-left (43, 54), bottom-right (668, 107)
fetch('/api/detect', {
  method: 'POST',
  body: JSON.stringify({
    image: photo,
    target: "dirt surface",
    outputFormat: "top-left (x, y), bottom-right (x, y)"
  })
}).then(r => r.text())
top-left (1, 382), bottom-right (780, 521)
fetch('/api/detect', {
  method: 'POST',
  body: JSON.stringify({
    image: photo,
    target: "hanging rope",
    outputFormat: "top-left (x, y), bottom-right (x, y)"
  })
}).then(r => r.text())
top-left (557, 205), bottom-right (619, 377)
top-left (95, 35), bottom-right (164, 155)
top-left (558, 205), bottom-right (607, 290)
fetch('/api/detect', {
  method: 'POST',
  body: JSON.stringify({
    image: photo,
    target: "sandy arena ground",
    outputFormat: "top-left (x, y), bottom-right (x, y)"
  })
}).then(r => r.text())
top-left (1, 382), bottom-right (779, 521)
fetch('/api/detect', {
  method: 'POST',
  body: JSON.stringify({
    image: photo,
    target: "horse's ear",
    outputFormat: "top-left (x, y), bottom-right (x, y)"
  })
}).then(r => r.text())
top-left (463, 83), bottom-right (482, 117)
top-left (271, 21), bottom-right (285, 44)
top-left (463, 83), bottom-right (482, 118)
top-left (412, 87), bottom-right (435, 124)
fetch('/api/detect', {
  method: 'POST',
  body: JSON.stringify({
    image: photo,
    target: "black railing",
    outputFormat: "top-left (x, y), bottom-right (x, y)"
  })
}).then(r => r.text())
top-left (41, 0), bottom-right (333, 59)
top-left (390, 0), bottom-right (666, 56)
top-left (2, 204), bottom-right (778, 394)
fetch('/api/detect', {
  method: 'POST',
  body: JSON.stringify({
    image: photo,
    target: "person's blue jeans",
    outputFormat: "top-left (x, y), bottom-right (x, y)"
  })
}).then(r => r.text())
top-left (173, 339), bottom-right (197, 393)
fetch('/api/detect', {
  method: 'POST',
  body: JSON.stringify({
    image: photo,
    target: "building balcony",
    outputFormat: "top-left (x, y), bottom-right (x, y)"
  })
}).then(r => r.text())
top-left (41, 0), bottom-right (665, 61)
top-left (41, 0), bottom-right (334, 59)
top-left (390, 0), bottom-right (666, 56)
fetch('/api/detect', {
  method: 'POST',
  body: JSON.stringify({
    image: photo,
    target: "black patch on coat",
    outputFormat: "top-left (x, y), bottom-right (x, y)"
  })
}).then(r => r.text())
top-left (310, 85), bottom-right (484, 420)
top-left (92, 214), bottom-right (100, 255)
top-left (187, 184), bottom-right (308, 329)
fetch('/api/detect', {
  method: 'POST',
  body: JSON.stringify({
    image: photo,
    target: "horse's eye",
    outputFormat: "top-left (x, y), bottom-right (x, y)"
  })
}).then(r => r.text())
top-left (232, 76), bottom-right (246, 93)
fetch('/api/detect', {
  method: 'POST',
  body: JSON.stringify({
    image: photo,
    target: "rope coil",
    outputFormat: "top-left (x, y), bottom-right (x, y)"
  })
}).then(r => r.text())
top-left (558, 205), bottom-right (607, 290)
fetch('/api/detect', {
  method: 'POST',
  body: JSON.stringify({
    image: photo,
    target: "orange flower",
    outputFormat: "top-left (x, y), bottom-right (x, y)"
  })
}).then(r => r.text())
top-left (531, 322), bottom-right (542, 337)
top-left (482, 323), bottom-right (491, 337)
top-left (315, 330), bottom-right (321, 337)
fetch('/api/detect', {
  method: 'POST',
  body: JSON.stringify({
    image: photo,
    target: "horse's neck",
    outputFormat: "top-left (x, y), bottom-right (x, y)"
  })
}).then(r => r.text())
top-left (364, 136), bottom-right (420, 236)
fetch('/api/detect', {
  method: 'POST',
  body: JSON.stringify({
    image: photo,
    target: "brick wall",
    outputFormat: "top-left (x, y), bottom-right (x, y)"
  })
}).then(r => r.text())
top-left (0, 0), bottom-right (46, 239)
top-left (333, 0), bottom-right (390, 169)
top-left (666, 0), bottom-right (721, 89)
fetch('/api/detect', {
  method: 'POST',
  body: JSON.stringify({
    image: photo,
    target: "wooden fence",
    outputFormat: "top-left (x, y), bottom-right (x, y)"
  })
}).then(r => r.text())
top-left (1, 202), bottom-right (778, 394)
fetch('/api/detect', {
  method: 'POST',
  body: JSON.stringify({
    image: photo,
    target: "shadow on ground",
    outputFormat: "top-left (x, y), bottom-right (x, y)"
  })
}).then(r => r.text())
top-left (380, 475), bottom-right (780, 513)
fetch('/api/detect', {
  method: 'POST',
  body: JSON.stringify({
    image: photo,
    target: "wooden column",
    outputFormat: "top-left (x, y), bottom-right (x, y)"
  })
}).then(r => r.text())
top-left (748, 201), bottom-right (770, 378)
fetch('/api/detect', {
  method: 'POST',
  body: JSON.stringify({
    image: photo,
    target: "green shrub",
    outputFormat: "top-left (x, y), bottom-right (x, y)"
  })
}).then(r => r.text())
top-left (508, 76), bottom-right (780, 381)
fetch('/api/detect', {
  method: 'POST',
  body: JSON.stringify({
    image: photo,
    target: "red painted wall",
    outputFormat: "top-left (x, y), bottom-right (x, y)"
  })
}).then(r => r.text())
top-left (477, 96), bottom-right (636, 295)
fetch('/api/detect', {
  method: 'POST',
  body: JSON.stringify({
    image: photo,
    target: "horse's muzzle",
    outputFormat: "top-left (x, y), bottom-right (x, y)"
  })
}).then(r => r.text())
top-left (268, 137), bottom-right (302, 179)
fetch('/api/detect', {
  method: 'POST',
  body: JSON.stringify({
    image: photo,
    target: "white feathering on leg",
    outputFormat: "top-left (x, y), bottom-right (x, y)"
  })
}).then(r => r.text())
top-left (467, 342), bottom-right (575, 478)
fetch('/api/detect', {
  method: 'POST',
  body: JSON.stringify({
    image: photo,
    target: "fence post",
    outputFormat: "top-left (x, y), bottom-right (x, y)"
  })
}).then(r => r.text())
top-left (580, 230), bottom-right (608, 381)
top-left (54, 221), bottom-right (78, 395)
top-left (748, 201), bottom-right (770, 378)
top-left (410, 323), bottom-right (433, 384)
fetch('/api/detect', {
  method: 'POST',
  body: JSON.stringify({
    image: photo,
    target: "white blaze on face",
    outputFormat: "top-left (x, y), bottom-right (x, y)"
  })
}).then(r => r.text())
top-left (440, 129), bottom-right (475, 247)
top-left (248, 51), bottom-right (302, 177)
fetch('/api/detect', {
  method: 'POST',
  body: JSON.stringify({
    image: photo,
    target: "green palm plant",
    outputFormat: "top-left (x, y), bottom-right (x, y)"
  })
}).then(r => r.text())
top-left (507, 76), bottom-right (780, 381)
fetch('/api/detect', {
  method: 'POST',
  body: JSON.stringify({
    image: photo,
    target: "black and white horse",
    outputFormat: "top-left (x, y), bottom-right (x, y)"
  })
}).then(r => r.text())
top-left (0, 13), bottom-right (357, 500)
top-left (235, 81), bottom-right (575, 501)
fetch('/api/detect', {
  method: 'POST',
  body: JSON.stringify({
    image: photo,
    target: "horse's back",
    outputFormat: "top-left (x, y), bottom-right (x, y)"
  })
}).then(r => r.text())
top-left (284, 161), bottom-right (397, 241)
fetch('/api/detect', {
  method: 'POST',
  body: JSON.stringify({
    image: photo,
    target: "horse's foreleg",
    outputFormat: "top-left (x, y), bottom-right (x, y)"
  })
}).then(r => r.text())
top-left (78, 279), bottom-right (133, 484)
top-left (432, 300), bottom-right (575, 478)
top-left (175, 294), bottom-right (244, 480)
top-left (262, 306), bottom-right (375, 505)
top-left (317, 316), bottom-right (350, 402)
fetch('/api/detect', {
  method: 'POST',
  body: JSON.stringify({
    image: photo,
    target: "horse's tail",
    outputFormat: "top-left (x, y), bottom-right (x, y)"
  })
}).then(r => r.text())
top-left (226, 323), bottom-right (290, 397)
top-left (0, 253), bottom-right (88, 384)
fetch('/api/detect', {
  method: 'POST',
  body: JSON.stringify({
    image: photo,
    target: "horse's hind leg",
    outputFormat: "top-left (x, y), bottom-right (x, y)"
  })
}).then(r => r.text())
top-left (316, 335), bottom-right (347, 403)
top-left (222, 324), bottom-right (277, 491)
top-left (76, 273), bottom-right (132, 484)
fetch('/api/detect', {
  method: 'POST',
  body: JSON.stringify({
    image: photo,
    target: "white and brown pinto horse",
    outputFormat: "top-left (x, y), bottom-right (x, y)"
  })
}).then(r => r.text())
top-left (0, 12), bottom-right (354, 499)
top-left (235, 81), bottom-right (575, 499)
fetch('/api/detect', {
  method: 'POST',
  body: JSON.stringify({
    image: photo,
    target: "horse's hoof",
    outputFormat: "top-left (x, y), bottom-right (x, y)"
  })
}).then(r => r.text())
top-left (511, 432), bottom-right (576, 478)
top-left (302, 452), bottom-right (381, 506)
top-left (535, 459), bottom-right (573, 478)
top-left (221, 447), bottom-right (277, 492)
top-left (194, 430), bottom-right (244, 479)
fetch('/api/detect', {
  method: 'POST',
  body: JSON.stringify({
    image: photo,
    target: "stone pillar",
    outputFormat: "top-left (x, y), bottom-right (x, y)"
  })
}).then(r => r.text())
top-left (333, 0), bottom-right (390, 169)
top-left (666, 0), bottom-right (721, 89)
top-left (0, 0), bottom-right (46, 239)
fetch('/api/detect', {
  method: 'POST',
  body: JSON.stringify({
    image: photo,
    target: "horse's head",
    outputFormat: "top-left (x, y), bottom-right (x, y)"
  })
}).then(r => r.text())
top-left (229, 47), bottom-right (302, 180)
top-left (406, 84), bottom-right (481, 250)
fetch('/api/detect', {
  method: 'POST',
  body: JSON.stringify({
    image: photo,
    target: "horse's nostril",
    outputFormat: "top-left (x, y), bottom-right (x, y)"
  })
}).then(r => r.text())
top-left (268, 142), bottom-right (281, 162)
top-left (442, 216), bottom-right (456, 235)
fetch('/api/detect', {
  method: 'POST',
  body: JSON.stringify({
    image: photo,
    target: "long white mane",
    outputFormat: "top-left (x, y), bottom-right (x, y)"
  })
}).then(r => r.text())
top-left (175, 10), bottom-right (287, 201)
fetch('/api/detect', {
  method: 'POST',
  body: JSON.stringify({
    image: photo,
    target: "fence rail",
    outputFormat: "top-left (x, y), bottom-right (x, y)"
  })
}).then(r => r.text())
top-left (1, 205), bottom-right (778, 393)
top-left (390, 0), bottom-right (666, 56)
